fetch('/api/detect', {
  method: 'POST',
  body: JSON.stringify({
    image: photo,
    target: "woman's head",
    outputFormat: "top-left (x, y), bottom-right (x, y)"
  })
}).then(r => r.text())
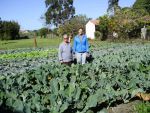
top-left (78, 28), bottom-right (83, 35)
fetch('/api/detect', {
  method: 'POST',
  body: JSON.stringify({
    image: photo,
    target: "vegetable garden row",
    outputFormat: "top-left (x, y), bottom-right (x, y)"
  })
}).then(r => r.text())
top-left (0, 43), bottom-right (150, 113)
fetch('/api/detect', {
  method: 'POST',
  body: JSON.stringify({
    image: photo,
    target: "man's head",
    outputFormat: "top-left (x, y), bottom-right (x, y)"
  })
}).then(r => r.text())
top-left (78, 28), bottom-right (83, 35)
top-left (63, 34), bottom-right (69, 43)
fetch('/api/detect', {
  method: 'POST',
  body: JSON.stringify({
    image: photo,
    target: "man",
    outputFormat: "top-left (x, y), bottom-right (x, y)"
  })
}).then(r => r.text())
top-left (73, 28), bottom-right (89, 64)
top-left (141, 26), bottom-right (147, 40)
top-left (58, 34), bottom-right (73, 66)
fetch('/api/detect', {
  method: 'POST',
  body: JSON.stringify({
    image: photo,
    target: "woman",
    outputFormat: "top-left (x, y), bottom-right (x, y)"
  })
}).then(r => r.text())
top-left (73, 28), bottom-right (89, 64)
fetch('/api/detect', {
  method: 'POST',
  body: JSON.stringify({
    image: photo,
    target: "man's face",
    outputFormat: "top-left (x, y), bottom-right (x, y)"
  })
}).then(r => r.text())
top-left (63, 35), bottom-right (69, 43)
top-left (78, 29), bottom-right (83, 35)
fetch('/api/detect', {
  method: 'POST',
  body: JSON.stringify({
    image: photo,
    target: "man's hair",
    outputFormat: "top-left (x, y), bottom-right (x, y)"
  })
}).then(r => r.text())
top-left (63, 34), bottom-right (68, 38)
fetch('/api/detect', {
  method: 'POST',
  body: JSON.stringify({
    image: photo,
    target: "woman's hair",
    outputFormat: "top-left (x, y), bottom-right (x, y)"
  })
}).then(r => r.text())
top-left (78, 27), bottom-right (85, 34)
top-left (79, 27), bottom-right (83, 30)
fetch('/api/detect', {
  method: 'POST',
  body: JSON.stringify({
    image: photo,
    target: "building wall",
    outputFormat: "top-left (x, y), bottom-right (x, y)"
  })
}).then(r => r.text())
top-left (86, 21), bottom-right (95, 39)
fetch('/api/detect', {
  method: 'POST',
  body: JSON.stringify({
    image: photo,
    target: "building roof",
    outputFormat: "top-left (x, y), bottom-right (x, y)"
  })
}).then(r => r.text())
top-left (89, 20), bottom-right (100, 25)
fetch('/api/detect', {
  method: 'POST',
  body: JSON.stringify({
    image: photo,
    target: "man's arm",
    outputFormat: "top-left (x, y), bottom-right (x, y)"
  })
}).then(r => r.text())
top-left (58, 44), bottom-right (63, 62)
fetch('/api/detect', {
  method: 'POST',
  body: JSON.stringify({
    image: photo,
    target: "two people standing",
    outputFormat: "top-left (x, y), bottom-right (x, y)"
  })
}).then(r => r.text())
top-left (58, 28), bottom-right (89, 65)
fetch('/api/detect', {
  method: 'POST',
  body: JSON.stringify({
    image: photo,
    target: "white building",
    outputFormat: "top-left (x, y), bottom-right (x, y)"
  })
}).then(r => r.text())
top-left (86, 20), bottom-right (99, 39)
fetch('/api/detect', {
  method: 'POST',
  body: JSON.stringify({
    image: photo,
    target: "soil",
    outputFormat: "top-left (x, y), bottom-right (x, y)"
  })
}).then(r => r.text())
top-left (108, 100), bottom-right (142, 113)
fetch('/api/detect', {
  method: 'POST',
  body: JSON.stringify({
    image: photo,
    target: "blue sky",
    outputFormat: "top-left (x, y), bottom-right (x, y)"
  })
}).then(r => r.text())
top-left (0, 0), bottom-right (136, 30)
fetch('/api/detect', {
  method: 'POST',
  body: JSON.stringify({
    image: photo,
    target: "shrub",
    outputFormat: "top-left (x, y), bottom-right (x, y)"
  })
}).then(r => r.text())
top-left (0, 20), bottom-right (20, 40)
top-left (95, 31), bottom-right (102, 40)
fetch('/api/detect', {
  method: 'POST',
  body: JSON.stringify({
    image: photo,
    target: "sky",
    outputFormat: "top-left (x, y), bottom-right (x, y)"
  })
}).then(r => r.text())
top-left (0, 0), bottom-right (136, 30)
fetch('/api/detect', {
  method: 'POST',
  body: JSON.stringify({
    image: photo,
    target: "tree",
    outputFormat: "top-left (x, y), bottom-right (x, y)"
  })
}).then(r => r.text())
top-left (97, 15), bottom-right (110, 40)
top-left (0, 18), bottom-right (2, 28)
top-left (107, 0), bottom-right (120, 15)
top-left (38, 28), bottom-right (49, 38)
top-left (52, 28), bottom-right (59, 36)
top-left (45, 0), bottom-right (75, 26)
top-left (0, 20), bottom-right (20, 40)
top-left (0, 18), bottom-right (2, 39)
top-left (57, 15), bottom-right (90, 36)
top-left (110, 7), bottom-right (149, 39)
top-left (44, 0), bottom-right (123, 26)
top-left (133, 0), bottom-right (150, 14)
top-left (97, 7), bottom-right (149, 40)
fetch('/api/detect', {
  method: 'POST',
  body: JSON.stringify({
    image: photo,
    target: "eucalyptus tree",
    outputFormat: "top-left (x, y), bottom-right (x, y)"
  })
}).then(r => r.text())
top-left (45, 0), bottom-right (75, 26)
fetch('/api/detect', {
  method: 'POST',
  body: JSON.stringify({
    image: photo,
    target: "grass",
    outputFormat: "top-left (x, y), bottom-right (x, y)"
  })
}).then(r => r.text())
top-left (0, 37), bottom-right (105, 50)
top-left (135, 101), bottom-right (150, 113)
top-left (0, 37), bottom-right (150, 50)
top-left (0, 37), bottom-right (62, 50)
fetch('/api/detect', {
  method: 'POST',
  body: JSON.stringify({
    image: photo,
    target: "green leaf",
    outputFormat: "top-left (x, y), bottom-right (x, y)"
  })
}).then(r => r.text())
top-left (24, 103), bottom-right (31, 113)
top-left (131, 88), bottom-right (144, 98)
top-left (51, 79), bottom-right (59, 95)
top-left (75, 87), bottom-right (81, 101)
top-left (60, 102), bottom-right (69, 113)
top-left (12, 99), bottom-right (24, 112)
top-left (65, 83), bottom-right (76, 99)
top-left (84, 94), bottom-right (98, 111)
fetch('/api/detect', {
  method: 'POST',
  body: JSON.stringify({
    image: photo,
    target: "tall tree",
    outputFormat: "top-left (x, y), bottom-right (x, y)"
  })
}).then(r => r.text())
top-left (133, 0), bottom-right (150, 14)
top-left (45, 0), bottom-right (75, 26)
top-left (107, 0), bottom-right (120, 15)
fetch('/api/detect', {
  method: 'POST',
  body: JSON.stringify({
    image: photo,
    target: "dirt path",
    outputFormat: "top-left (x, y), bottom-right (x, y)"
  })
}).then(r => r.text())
top-left (108, 100), bottom-right (141, 113)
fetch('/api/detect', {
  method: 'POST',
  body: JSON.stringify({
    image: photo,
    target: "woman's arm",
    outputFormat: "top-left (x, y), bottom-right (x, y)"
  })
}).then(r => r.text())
top-left (85, 36), bottom-right (89, 52)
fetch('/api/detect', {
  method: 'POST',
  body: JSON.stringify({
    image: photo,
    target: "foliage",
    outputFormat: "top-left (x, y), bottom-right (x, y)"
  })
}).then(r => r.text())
top-left (97, 15), bottom-right (110, 40)
top-left (135, 102), bottom-right (150, 113)
top-left (0, 19), bottom-right (20, 40)
top-left (95, 31), bottom-right (102, 40)
top-left (133, 0), bottom-right (150, 14)
top-left (45, 0), bottom-right (75, 26)
top-left (57, 15), bottom-right (90, 36)
top-left (0, 43), bottom-right (150, 113)
top-left (0, 48), bottom-right (57, 59)
top-left (38, 28), bottom-right (49, 38)
top-left (97, 7), bottom-right (150, 40)
top-left (0, 47), bottom-right (57, 76)
top-left (52, 28), bottom-right (59, 36)
top-left (112, 7), bottom-right (149, 39)
top-left (107, 0), bottom-right (120, 15)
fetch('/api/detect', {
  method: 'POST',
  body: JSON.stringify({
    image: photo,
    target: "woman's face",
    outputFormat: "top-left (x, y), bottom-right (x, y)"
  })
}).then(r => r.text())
top-left (78, 29), bottom-right (83, 35)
